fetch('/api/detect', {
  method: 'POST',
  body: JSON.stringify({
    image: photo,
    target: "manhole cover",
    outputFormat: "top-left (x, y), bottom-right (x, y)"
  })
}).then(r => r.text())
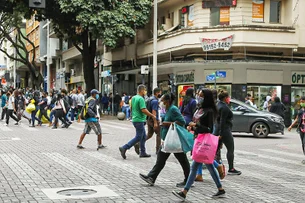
top-left (57, 189), bottom-right (97, 196)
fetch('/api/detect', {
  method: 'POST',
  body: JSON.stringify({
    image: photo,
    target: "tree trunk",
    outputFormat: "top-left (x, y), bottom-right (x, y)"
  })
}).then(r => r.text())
top-left (27, 62), bottom-right (43, 89)
top-left (81, 31), bottom-right (96, 93)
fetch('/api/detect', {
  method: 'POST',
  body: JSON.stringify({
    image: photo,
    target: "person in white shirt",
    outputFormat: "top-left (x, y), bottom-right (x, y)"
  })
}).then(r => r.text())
top-left (77, 89), bottom-right (85, 123)
top-left (5, 90), bottom-right (20, 126)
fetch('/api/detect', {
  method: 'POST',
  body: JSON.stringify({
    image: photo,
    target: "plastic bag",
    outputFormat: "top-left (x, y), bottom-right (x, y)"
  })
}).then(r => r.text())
top-left (36, 110), bottom-right (51, 123)
top-left (175, 123), bottom-right (194, 153)
top-left (162, 124), bottom-right (183, 153)
top-left (192, 133), bottom-right (219, 164)
top-left (26, 103), bottom-right (35, 113)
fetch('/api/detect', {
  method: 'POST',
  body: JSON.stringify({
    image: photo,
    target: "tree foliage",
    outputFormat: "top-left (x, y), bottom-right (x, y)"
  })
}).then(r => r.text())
top-left (0, 3), bottom-right (43, 88)
top-left (1, 0), bottom-right (152, 91)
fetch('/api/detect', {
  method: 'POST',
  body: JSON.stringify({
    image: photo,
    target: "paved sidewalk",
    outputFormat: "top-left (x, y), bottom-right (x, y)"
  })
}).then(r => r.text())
top-left (0, 119), bottom-right (304, 202)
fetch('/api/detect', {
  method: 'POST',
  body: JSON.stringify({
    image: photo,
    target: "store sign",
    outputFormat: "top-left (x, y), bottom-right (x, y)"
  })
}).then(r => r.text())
top-left (202, 0), bottom-right (237, 8)
top-left (188, 5), bottom-right (195, 27)
top-left (252, 0), bottom-right (264, 22)
top-left (141, 65), bottom-right (149, 75)
top-left (292, 72), bottom-right (305, 84)
top-left (200, 35), bottom-right (234, 52)
top-left (176, 71), bottom-right (194, 83)
top-left (220, 7), bottom-right (230, 25)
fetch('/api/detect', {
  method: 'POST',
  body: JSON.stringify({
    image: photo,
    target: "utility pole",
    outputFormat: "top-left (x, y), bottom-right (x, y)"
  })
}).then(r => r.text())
top-left (13, 35), bottom-right (17, 89)
top-left (152, 0), bottom-right (158, 89)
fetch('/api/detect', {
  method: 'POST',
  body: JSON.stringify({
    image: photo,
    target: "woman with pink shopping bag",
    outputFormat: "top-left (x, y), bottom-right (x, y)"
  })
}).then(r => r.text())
top-left (173, 89), bottom-right (225, 201)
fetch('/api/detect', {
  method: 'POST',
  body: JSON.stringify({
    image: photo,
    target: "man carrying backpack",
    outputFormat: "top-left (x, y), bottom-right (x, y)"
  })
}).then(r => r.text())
top-left (134, 88), bottom-right (161, 154)
top-left (77, 89), bottom-right (106, 150)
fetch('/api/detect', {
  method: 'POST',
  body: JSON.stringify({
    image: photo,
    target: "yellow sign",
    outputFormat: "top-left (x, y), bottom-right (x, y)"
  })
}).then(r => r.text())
top-left (220, 7), bottom-right (230, 25)
top-left (252, 0), bottom-right (264, 22)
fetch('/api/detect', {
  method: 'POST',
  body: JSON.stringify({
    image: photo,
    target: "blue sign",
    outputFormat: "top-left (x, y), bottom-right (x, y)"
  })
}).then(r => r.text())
top-left (216, 71), bottom-right (226, 78)
top-left (206, 75), bottom-right (216, 81)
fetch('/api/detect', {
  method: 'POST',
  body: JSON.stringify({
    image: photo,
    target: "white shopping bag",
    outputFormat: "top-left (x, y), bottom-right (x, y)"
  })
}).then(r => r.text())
top-left (162, 124), bottom-right (183, 153)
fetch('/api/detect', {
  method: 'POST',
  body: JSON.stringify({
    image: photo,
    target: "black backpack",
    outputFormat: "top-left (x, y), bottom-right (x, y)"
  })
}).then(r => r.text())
top-left (63, 97), bottom-right (71, 111)
top-left (146, 96), bottom-right (157, 114)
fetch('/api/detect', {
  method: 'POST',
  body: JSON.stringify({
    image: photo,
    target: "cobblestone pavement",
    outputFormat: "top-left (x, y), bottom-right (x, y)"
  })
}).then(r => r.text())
top-left (0, 116), bottom-right (304, 203)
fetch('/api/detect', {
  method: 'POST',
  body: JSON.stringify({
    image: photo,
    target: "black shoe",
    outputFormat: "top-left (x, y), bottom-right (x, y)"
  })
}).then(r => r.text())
top-left (29, 119), bottom-right (32, 125)
top-left (139, 153), bottom-right (151, 158)
top-left (172, 191), bottom-right (186, 201)
top-left (228, 168), bottom-right (242, 175)
top-left (134, 143), bottom-right (140, 155)
top-left (212, 189), bottom-right (226, 199)
top-left (176, 181), bottom-right (186, 188)
top-left (139, 174), bottom-right (154, 186)
top-left (14, 122), bottom-right (19, 125)
top-left (97, 145), bottom-right (106, 150)
top-left (119, 147), bottom-right (127, 159)
top-left (29, 125), bottom-right (35, 128)
top-left (65, 123), bottom-right (71, 128)
top-left (52, 126), bottom-right (57, 129)
top-left (77, 145), bottom-right (85, 149)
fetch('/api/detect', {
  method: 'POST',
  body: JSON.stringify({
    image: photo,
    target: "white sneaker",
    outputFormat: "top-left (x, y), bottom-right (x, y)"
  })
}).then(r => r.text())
top-left (3, 123), bottom-right (8, 126)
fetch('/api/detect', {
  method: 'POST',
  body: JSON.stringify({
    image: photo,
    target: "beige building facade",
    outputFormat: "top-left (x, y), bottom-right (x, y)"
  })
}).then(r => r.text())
top-left (108, 0), bottom-right (305, 109)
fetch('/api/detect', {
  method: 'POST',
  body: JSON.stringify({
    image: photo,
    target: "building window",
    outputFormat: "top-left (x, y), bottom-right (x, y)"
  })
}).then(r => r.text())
top-left (270, 0), bottom-right (281, 23)
top-left (171, 12), bottom-right (174, 27)
top-left (179, 9), bottom-right (185, 28)
top-left (210, 7), bottom-right (220, 26)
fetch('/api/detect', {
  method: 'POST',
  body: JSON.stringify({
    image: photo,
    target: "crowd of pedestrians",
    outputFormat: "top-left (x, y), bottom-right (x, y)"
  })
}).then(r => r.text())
top-left (1, 84), bottom-right (305, 201)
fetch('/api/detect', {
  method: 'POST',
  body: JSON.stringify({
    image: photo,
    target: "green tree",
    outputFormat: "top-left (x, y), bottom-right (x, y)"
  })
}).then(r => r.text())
top-left (43, 0), bottom-right (152, 91)
top-left (0, 3), bottom-right (43, 88)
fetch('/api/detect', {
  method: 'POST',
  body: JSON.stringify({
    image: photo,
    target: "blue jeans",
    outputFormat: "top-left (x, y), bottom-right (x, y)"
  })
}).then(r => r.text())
top-left (122, 122), bottom-right (147, 154)
top-left (197, 160), bottom-right (219, 175)
top-left (31, 106), bottom-right (41, 126)
top-left (185, 161), bottom-right (222, 191)
top-left (50, 110), bottom-right (55, 123)
top-left (122, 106), bottom-right (130, 119)
top-left (70, 107), bottom-right (76, 121)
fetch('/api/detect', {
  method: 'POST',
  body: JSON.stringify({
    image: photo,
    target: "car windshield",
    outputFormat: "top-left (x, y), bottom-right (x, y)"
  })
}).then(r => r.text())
top-left (230, 99), bottom-right (259, 112)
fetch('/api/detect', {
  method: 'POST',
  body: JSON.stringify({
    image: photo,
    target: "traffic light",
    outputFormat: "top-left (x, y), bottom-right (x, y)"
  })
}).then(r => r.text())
top-left (29, 0), bottom-right (46, 8)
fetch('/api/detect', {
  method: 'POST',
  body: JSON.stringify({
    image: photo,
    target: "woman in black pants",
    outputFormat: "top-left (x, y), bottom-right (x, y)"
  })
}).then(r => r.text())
top-left (52, 94), bottom-right (69, 129)
top-left (139, 93), bottom-right (190, 187)
top-left (215, 91), bottom-right (241, 175)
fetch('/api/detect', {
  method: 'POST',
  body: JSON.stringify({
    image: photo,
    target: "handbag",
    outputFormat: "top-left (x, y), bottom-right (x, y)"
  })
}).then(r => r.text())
top-left (162, 124), bottom-right (183, 153)
top-left (192, 133), bottom-right (219, 164)
top-left (175, 123), bottom-right (194, 153)
top-left (26, 103), bottom-right (35, 113)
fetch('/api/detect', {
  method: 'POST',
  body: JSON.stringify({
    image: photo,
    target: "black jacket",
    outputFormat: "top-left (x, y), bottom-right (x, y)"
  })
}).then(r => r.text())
top-left (270, 102), bottom-right (286, 118)
top-left (194, 108), bottom-right (215, 134)
top-left (216, 101), bottom-right (233, 134)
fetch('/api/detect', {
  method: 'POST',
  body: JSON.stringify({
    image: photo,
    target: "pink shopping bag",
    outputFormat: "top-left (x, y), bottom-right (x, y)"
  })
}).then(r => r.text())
top-left (192, 133), bottom-right (219, 164)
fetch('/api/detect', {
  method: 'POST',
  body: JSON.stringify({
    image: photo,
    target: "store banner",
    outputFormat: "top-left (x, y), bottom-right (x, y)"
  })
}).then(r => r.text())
top-left (220, 7), bottom-right (230, 25)
top-left (291, 72), bottom-right (305, 84)
top-left (252, 0), bottom-right (264, 22)
top-left (200, 35), bottom-right (234, 52)
top-left (176, 71), bottom-right (195, 83)
top-left (188, 5), bottom-right (195, 27)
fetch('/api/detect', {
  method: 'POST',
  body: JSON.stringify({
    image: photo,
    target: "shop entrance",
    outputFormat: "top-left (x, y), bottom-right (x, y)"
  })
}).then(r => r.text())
top-left (291, 86), bottom-right (305, 117)
top-left (177, 84), bottom-right (194, 107)
top-left (247, 85), bottom-right (282, 110)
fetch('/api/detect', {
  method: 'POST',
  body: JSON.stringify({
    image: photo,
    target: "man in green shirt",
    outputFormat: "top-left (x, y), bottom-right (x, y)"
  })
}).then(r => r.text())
top-left (119, 85), bottom-right (156, 159)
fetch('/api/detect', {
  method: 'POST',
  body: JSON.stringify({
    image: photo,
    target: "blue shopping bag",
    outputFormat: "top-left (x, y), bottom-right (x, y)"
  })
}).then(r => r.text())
top-left (175, 123), bottom-right (194, 153)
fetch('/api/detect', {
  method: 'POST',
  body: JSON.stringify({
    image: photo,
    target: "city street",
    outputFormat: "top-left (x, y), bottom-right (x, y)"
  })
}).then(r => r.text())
top-left (0, 117), bottom-right (304, 203)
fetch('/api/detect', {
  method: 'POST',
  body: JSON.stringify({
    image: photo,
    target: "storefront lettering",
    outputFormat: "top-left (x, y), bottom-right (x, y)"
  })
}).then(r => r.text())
top-left (176, 72), bottom-right (194, 83)
top-left (292, 73), bottom-right (305, 84)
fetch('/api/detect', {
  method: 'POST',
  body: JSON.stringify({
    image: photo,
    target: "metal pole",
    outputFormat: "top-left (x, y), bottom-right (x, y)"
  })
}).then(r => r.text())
top-left (112, 75), bottom-right (114, 116)
top-left (46, 20), bottom-right (50, 92)
top-left (152, 0), bottom-right (158, 89)
top-left (13, 36), bottom-right (17, 88)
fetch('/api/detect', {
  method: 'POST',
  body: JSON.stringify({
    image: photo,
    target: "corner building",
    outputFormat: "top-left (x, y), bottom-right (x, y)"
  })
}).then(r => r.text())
top-left (109, 0), bottom-right (305, 110)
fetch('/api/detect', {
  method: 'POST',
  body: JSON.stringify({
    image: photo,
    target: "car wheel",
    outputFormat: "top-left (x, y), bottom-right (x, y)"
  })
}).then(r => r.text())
top-left (252, 122), bottom-right (269, 138)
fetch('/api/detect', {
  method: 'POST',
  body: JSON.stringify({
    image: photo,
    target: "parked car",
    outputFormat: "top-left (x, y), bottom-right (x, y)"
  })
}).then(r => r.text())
top-left (230, 99), bottom-right (285, 138)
